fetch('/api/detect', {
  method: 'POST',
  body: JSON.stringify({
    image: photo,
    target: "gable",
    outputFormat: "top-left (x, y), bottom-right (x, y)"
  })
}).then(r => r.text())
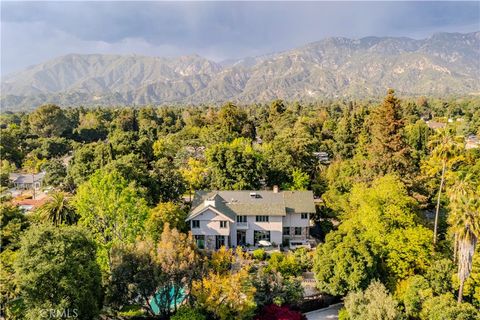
top-left (186, 205), bottom-right (234, 222)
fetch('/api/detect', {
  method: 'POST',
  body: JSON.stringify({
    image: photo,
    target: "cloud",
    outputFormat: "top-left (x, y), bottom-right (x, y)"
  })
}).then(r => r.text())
top-left (1, 1), bottom-right (479, 75)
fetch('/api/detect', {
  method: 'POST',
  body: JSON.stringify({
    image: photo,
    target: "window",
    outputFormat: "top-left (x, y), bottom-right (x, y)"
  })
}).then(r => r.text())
top-left (254, 230), bottom-right (271, 243)
top-left (283, 227), bottom-right (290, 236)
top-left (220, 221), bottom-right (227, 228)
top-left (301, 213), bottom-right (309, 219)
top-left (215, 235), bottom-right (225, 249)
top-left (195, 235), bottom-right (205, 249)
top-left (295, 227), bottom-right (302, 235)
top-left (192, 220), bottom-right (200, 228)
top-left (237, 215), bottom-right (247, 223)
top-left (256, 215), bottom-right (269, 222)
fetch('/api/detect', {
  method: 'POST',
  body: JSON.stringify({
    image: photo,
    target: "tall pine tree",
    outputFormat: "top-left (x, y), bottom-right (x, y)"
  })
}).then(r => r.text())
top-left (369, 89), bottom-right (412, 177)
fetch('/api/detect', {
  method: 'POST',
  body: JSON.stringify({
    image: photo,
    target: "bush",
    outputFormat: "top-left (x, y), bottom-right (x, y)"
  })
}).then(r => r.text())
top-left (344, 280), bottom-right (403, 320)
top-left (338, 308), bottom-right (350, 320)
top-left (252, 248), bottom-right (266, 260)
top-left (254, 304), bottom-right (306, 320)
top-left (396, 275), bottom-right (432, 318)
top-left (171, 305), bottom-right (207, 320)
top-left (292, 247), bottom-right (314, 271)
top-left (267, 252), bottom-right (302, 277)
top-left (420, 293), bottom-right (479, 320)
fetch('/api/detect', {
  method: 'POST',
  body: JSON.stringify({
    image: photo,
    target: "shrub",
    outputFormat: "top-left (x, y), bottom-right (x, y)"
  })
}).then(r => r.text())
top-left (344, 280), bottom-right (403, 320)
top-left (252, 248), bottom-right (266, 261)
top-left (254, 304), bottom-right (306, 320)
top-left (171, 305), bottom-right (207, 320)
top-left (420, 293), bottom-right (479, 320)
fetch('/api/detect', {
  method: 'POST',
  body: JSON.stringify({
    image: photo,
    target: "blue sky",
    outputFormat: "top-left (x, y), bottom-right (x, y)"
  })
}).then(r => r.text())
top-left (1, 1), bottom-right (479, 75)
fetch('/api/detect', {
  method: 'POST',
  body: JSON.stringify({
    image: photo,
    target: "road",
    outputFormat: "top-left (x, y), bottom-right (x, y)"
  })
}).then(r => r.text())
top-left (304, 303), bottom-right (343, 320)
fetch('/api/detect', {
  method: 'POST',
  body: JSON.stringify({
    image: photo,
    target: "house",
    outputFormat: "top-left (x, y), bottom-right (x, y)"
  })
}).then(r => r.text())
top-left (13, 197), bottom-right (49, 212)
top-left (186, 187), bottom-right (316, 250)
top-left (425, 121), bottom-right (446, 130)
top-left (9, 172), bottom-right (45, 190)
top-left (466, 134), bottom-right (479, 150)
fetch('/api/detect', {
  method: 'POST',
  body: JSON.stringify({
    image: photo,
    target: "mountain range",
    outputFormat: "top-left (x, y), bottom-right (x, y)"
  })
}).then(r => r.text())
top-left (1, 32), bottom-right (479, 110)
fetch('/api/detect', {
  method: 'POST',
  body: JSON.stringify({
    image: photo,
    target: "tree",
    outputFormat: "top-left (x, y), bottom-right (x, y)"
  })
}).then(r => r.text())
top-left (0, 160), bottom-right (15, 188)
top-left (369, 89), bottom-right (412, 177)
top-left (14, 225), bottom-right (102, 319)
top-left (206, 138), bottom-right (263, 190)
top-left (146, 202), bottom-right (187, 241)
top-left (266, 252), bottom-right (302, 277)
top-left (0, 126), bottom-right (24, 167)
top-left (154, 224), bottom-right (202, 316)
top-left (396, 275), bottom-right (433, 318)
top-left (333, 108), bottom-right (355, 159)
top-left (0, 203), bottom-right (30, 251)
top-left (344, 280), bottom-right (403, 320)
top-left (171, 306), bottom-right (207, 320)
top-left (285, 169), bottom-right (309, 190)
top-left (0, 204), bottom-right (30, 318)
top-left (420, 293), bottom-right (479, 320)
top-left (109, 225), bottom-right (202, 318)
top-left (192, 267), bottom-right (256, 320)
top-left (74, 169), bottom-right (149, 272)
top-left (217, 102), bottom-right (254, 139)
top-left (74, 111), bottom-right (108, 142)
top-left (29, 104), bottom-right (69, 138)
top-left (447, 174), bottom-right (480, 303)
top-left (151, 158), bottom-right (187, 203)
top-left (180, 158), bottom-right (208, 199)
top-left (427, 128), bottom-right (464, 244)
top-left (424, 258), bottom-right (455, 295)
top-left (36, 191), bottom-right (77, 226)
top-left (22, 153), bottom-right (46, 199)
top-left (314, 230), bottom-right (379, 296)
top-left (251, 267), bottom-right (303, 307)
top-left (108, 242), bottom-right (162, 316)
top-left (42, 159), bottom-right (67, 187)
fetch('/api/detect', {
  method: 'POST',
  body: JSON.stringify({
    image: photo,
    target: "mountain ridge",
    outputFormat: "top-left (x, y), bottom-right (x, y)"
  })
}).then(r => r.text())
top-left (2, 31), bottom-right (479, 110)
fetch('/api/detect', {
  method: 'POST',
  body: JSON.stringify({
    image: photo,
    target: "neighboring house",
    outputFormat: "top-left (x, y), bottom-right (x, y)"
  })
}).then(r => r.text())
top-left (186, 188), bottom-right (316, 250)
top-left (466, 134), bottom-right (479, 150)
top-left (425, 121), bottom-right (446, 130)
top-left (9, 172), bottom-right (45, 190)
top-left (13, 198), bottom-right (48, 212)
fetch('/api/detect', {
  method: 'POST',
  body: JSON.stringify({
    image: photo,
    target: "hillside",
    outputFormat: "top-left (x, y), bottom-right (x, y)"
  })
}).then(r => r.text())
top-left (1, 32), bottom-right (479, 110)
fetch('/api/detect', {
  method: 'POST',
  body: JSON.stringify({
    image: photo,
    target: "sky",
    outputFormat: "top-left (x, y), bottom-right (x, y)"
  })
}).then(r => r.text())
top-left (1, 1), bottom-right (479, 76)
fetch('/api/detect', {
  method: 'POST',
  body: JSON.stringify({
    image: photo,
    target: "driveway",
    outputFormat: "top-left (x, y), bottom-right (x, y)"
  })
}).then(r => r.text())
top-left (304, 303), bottom-right (343, 320)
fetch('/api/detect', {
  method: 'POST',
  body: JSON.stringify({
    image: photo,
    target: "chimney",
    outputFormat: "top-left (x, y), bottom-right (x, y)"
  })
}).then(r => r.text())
top-left (273, 185), bottom-right (279, 193)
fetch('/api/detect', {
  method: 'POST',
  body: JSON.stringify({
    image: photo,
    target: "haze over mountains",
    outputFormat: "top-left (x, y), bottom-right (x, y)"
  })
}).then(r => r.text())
top-left (1, 32), bottom-right (479, 110)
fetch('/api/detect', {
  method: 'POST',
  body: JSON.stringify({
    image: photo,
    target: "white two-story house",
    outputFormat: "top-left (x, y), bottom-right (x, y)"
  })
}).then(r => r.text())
top-left (186, 188), bottom-right (316, 250)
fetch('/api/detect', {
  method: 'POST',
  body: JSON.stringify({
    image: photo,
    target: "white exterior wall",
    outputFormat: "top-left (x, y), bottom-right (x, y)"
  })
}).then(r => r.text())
top-left (190, 209), bottom-right (231, 237)
top-left (246, 215), bottom-right (283, 246)
top-left (189, 207), bottom-right (313, 249)
top-left (283, 212), bottom-right (310, 228)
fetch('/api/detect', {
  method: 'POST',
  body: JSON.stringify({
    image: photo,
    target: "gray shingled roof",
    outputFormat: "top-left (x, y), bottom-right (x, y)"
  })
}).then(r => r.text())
top-left (188, 190), bottom-right (315, 220)
top-left (9, 172), bottom-right (45, 184)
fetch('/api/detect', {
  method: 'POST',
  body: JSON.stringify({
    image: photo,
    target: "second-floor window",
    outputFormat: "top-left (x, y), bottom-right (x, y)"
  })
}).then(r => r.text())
top-left (283, 227), bottom-right (290, 235)
top-left (256, 215), bottom-right (269, 222)
top-left (295, 227), bottom-right (302, 235)
top-left (220, 221), bottom-right (227, 228)
top-left (192, 220), bottom-right (200, 228)
top-left (301, 213), bottom-right (309, 219)
top-left (237, 215), bottom-right (247, 223)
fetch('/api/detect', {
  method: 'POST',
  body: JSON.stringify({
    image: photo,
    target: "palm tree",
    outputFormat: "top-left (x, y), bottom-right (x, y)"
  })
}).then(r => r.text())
top-left (428, 128), bottom-right (464, 245)
top-left (447, 174), bottom-right (480, 303)
top-left (37, 191), bottom-right (77, 226)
